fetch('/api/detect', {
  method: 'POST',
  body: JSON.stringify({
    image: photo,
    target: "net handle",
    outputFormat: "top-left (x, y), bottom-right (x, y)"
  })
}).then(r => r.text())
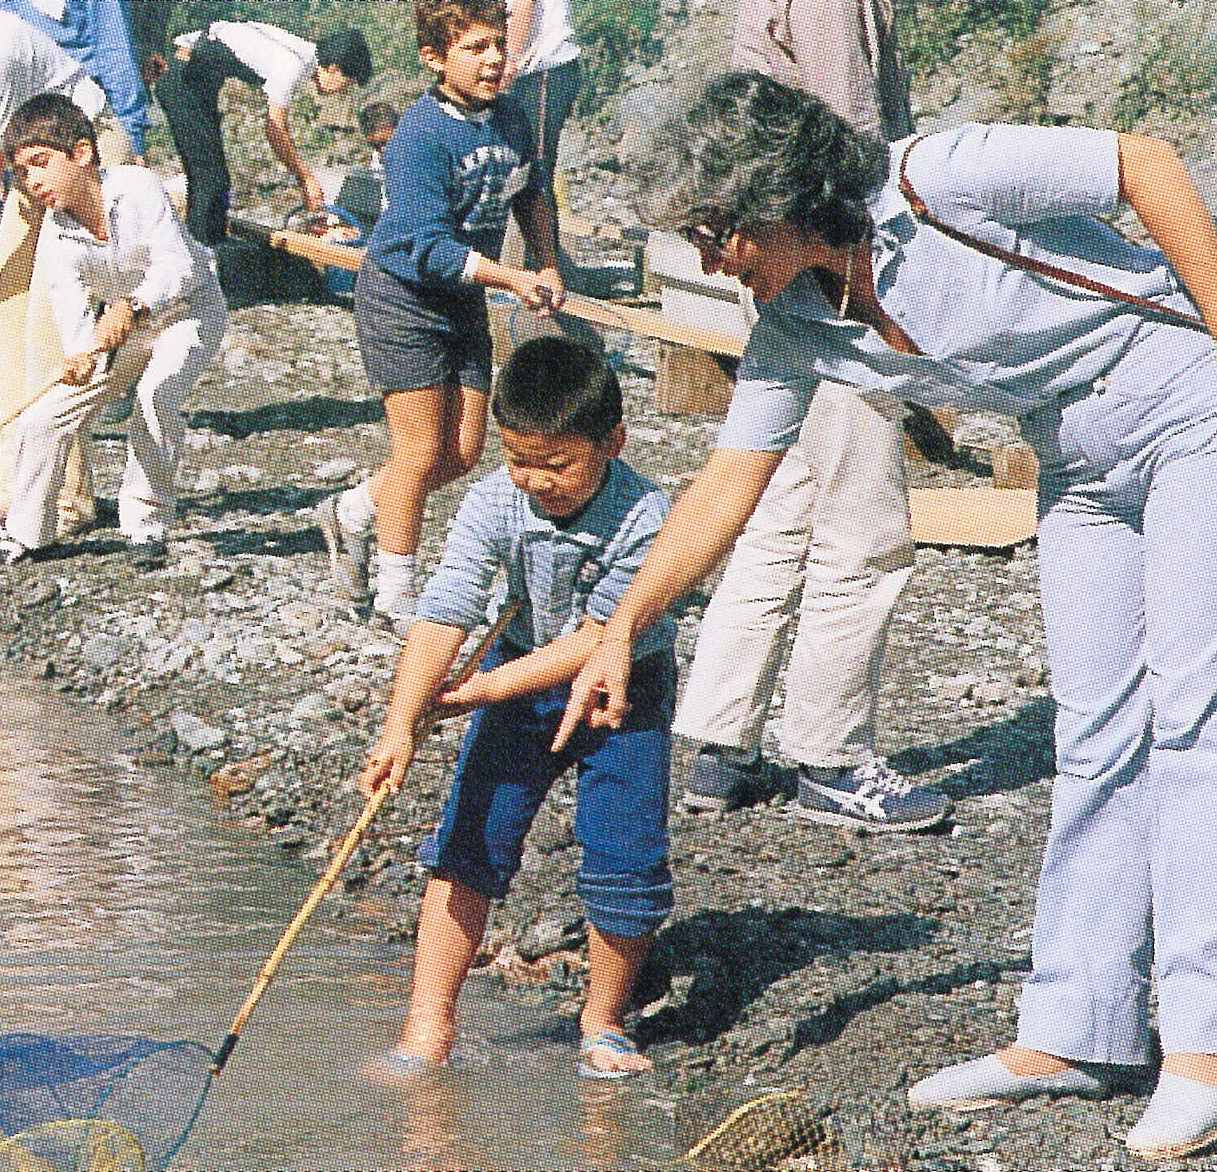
top-left (211, 599), bottom-right (523, 1076)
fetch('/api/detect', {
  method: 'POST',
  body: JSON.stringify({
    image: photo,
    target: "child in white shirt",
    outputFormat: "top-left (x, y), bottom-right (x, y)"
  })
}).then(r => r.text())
top-left (0, 92), bottom-right (225, 567)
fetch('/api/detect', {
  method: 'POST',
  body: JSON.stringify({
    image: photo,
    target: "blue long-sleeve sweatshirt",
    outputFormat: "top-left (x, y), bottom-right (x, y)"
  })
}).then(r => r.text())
top-left (1, 0), bottom-right (147, 154)
top-left (366, 88), bottom-right (544, 291)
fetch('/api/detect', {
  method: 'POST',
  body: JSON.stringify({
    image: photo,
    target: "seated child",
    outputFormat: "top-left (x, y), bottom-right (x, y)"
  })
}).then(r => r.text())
top-left (358, 336), bottom-right (676, 1079)
top-left (0, 93), bottom-right (226, 567)
top-left (358, 100), bottom-right (398, 180)
top-left (316, 0), bottom-right (564, 634)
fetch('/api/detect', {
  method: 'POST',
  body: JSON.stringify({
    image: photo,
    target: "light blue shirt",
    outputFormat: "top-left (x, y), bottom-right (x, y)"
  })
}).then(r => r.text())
top-left (418, 459), bottom-right (677, 660)
top-left (719, 122), bottom-right (1197, 452)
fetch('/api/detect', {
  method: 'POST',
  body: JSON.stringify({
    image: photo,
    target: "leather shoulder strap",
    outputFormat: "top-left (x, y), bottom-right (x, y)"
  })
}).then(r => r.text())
top-left (897, 136), bottom-right (1207, 332)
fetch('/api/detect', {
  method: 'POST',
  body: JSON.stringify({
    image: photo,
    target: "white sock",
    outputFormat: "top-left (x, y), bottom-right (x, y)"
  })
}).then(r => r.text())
top-left (375, 550), bottom-right (418, 614)
top-left (337, 480), bottom-right (375, 534)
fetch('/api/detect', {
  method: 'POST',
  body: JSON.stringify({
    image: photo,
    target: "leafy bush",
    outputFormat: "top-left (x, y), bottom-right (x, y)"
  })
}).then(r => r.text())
top-left (895, 0), bottom-right (1051, 80)
top-left (1111, 1), bottom-right (1217, 130)
top-left (573, 0), bottom-right (662, 117)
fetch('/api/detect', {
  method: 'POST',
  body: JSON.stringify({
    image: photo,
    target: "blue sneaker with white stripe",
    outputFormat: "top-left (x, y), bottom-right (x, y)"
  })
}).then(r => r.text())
top-left (795, 755), bottom-right (951, 833)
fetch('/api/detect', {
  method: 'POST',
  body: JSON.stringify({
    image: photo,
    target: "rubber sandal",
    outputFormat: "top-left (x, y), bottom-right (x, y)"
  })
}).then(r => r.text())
top-left (578, 1030), bottom-right (646, 1080)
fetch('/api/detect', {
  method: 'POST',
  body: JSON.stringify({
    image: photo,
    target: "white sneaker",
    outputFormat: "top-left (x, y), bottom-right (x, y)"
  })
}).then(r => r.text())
top-left (315, 494), bottom-right (372, 600)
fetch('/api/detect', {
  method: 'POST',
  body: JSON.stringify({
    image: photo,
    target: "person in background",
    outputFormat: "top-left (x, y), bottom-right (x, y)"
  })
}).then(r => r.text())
top-left (357, 99), bottom-right (399, 210)
top-left (497, 0), bottom-right (580, 278)
top-left (315, 0), bottom-right (563, 635)
top-left (0, 93), bottom-right (225, 568)
top-left (674, 0), bottom-right (950, 833)
top-left (358, 337), bottom-right (675, 1080)
top-left (155, 20), bottom-right (372, 246)
top-left (0, 0), bottom-right (146, 164)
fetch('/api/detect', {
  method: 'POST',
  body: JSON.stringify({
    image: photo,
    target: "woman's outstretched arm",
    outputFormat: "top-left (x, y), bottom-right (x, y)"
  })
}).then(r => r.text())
top-left (552, 447), bottom-right (782, 749)
top-left (1118, 133), bottom-right (1217, 336)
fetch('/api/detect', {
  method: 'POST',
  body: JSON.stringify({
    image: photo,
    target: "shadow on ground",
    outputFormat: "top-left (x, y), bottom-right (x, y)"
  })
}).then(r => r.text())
top-left (892, 698), bottom-right (1057, 800)
top-left (187, 395), bottom-right (383, 438)
top-left (637, 906), bottom-right (938, 1050)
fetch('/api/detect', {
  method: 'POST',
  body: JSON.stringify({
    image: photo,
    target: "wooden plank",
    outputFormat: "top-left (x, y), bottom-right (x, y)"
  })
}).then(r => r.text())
top-left (654, 344), bottom-right (737, 415)
top-left (991, 441), bottom-right (1040, 490)
top-left (226, 219), bottom-right (746, 358)
top-left (910, 487), bottom-right (1037, 548)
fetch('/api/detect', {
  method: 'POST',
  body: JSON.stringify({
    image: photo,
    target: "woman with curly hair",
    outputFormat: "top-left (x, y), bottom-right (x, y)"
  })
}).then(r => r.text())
top-left (554, 69), bottom-right (1217, 1160)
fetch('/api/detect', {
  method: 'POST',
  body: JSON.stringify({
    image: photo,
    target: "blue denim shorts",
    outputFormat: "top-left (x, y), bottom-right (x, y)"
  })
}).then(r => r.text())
top-left (419, 641), bottom-right (677, 938)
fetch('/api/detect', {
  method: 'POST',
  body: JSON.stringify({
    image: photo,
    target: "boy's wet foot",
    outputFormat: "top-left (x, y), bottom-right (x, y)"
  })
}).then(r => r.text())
top-left (362, 1047), bottom-right (447, 1086)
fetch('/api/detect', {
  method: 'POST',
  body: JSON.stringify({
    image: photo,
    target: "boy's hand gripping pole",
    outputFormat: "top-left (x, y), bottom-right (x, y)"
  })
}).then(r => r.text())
top-left (211, 599), bottom-right (522, 1076)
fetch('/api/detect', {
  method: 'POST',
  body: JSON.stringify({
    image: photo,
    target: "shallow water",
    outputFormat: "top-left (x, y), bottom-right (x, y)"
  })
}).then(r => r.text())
top-left (0, 675), bottom-right (673, 1169)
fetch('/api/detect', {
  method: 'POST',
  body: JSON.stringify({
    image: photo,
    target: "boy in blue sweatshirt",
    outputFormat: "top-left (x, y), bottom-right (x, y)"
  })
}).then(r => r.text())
top-left (318, 0), bottom-right (564, 634)
top-left (358, 337), bottom-right (674, 1080)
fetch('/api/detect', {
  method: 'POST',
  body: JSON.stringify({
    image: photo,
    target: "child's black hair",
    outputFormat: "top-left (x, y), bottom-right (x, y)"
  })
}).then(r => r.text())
top-left (316, 28), bottom-right (374, 87)
top-left (493, 337), bottom-right (623, 442)
top-left (2, 93), bottom-right (97, 164)
top-left (358, 101), bottom-right (400, 138)
top-left (415, 0), bottom-right (507, 58)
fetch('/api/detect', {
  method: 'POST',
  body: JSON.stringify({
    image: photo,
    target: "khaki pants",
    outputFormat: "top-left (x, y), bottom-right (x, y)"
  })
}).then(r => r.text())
top-left (673, 382), bottom-right (914, 768)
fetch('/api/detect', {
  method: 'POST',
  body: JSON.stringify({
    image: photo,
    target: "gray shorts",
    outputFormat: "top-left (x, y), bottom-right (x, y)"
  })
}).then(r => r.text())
top-left (354, 259), bottom-right (493, 393)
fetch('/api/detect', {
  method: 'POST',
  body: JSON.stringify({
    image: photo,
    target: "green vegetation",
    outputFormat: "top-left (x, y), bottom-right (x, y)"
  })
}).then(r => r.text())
top-left (996, 29), bottom-right (1058, 122)
top-left (1111, 0), bottom-right (1217, 131)
top-left (894, 0), bottom-right (1052, 80)
top-left (162, 0), bottom-right (664, 105)
top-left (572, 0), bottom-right (662, 117)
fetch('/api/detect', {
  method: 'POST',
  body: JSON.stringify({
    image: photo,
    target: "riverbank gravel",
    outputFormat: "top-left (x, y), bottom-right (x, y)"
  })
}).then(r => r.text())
top-left (1, 289), bottom-right (1195, 1171)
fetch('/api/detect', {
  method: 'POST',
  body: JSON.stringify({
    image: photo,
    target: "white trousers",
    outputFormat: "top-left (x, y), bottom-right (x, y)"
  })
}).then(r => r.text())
top-left (674, 381), bottom-right (914, 768)
top-left (6, 299), bottom-right (225, 549)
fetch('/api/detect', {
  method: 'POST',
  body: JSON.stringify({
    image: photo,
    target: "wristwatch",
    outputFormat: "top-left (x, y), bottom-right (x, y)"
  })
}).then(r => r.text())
top-left (125, 296), bottom-right (150, 323)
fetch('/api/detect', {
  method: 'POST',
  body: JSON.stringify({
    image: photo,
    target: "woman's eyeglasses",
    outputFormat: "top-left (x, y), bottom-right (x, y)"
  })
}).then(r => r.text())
top-left (678, 221), bottom-right (737, 255)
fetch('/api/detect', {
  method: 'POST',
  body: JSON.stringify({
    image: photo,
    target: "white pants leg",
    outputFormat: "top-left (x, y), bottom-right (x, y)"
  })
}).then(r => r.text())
top-left (117, 305), bottom-right (225, 542)
top-left (1016, 337), bottom-right (1217, 1063)
top-left (6, 301), bottom-right (224, 549)
top-left (6, 373), bottom-right (127, 550)
top-left (674, 382), bottom-right (913, 767)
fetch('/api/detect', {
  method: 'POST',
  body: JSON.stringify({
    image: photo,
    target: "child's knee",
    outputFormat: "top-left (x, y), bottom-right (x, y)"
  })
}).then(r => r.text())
top-left (578, 865), bottom-right (674, 938)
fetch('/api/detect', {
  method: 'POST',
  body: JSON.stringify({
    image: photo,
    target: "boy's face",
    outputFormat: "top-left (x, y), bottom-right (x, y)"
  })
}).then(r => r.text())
top-left (314, 63), bottom-right (354, 95)
top-left (9, 140), bottom-right (95, 214)
top-left (500, 424), bottom-right (625, 520)
top-left (421, 20), bottom-right (506, 108)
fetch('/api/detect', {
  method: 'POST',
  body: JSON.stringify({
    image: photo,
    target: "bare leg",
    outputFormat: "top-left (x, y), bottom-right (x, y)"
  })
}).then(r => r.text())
top-left (433, 385), bottom-right (489, 488)
top-left (998, 1045), bottom-right (1079, 1076)
top-left (371, 386), bottom-right (448, 557)
top-left (398, 877), bottom-right (490, 1063)
top-left (369, 386), bottom-right (488, 555)
top-left (579, 927), bottom-right (653, 1075)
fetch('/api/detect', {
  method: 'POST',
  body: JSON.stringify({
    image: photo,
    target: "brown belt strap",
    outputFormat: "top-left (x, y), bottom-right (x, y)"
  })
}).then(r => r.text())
top-left (897, 136), bottom-right (1208, 333)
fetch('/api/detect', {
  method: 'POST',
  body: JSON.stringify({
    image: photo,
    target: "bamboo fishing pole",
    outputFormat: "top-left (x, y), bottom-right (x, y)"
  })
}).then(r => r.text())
top-left (211, 598), bottom-right (523, 1075)
top-left (0, 348), bottom-right (108, 431)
